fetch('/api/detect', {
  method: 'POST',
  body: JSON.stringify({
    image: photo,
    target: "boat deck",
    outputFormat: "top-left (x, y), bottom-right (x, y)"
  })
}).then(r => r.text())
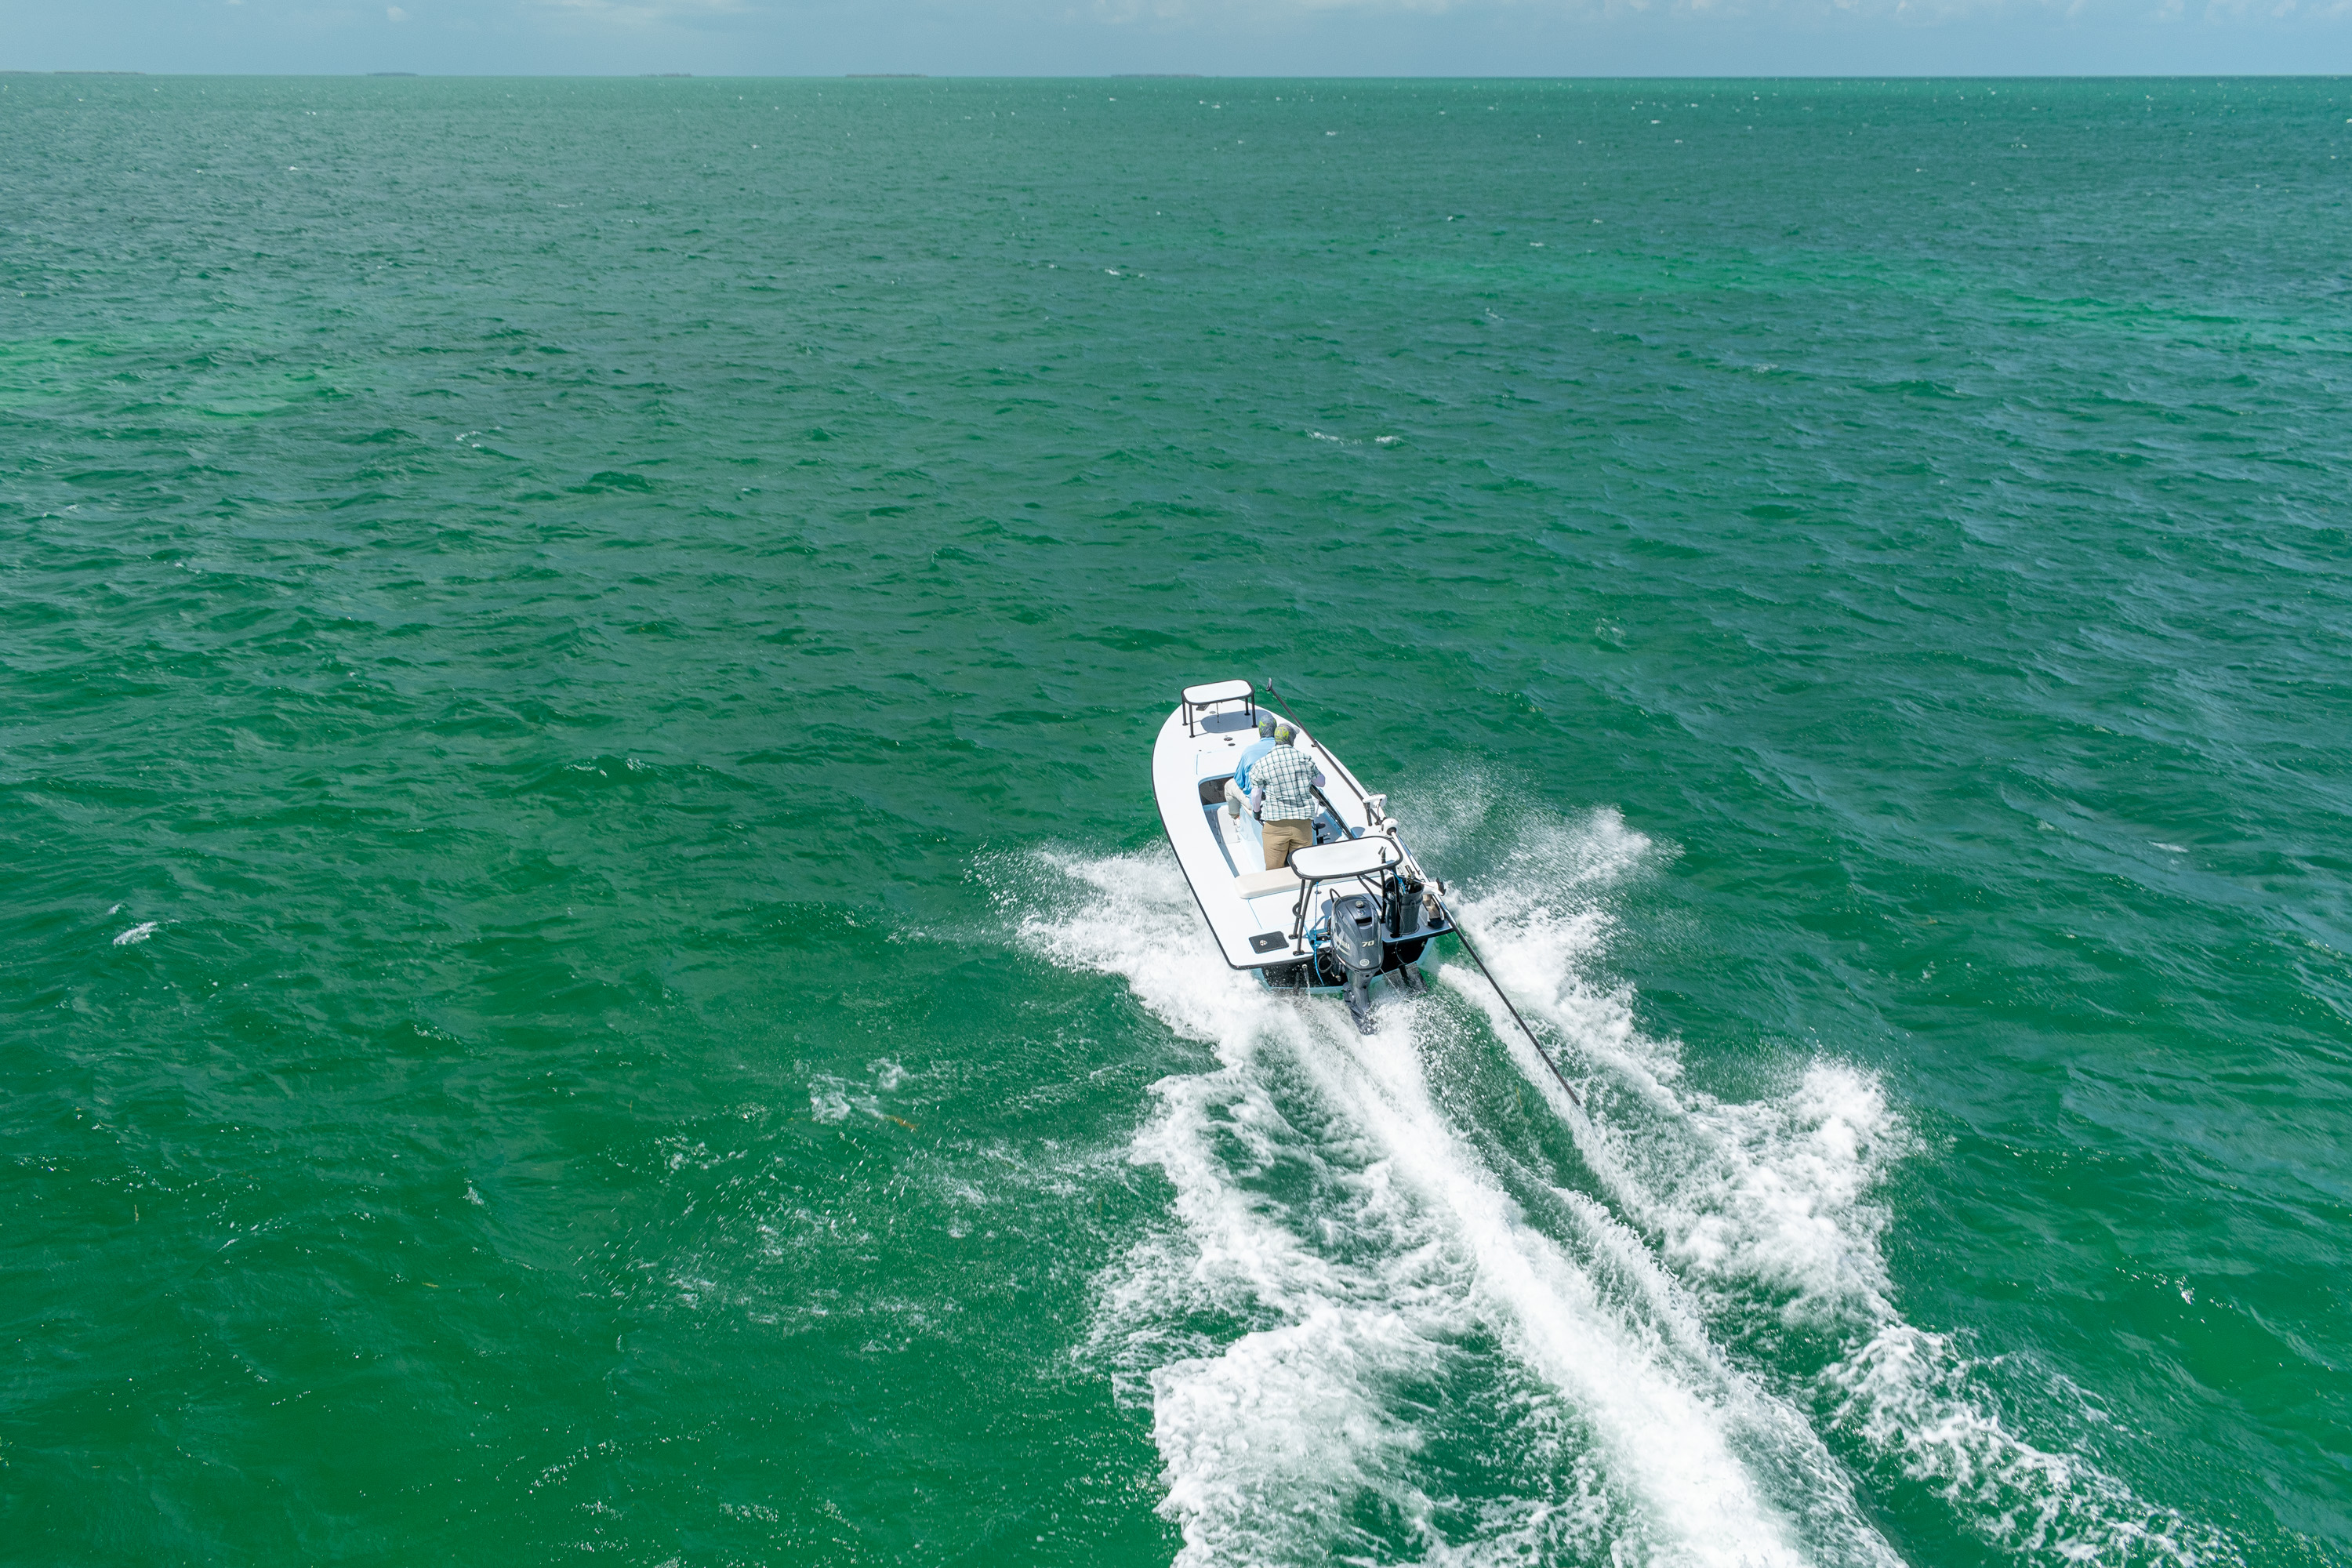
top-left (1152, 689), bottom-right (1387, 971)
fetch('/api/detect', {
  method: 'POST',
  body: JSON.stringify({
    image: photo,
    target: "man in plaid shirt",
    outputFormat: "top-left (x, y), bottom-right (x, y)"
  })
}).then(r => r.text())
top-left (1248, 724), bottom-right (1327, 871)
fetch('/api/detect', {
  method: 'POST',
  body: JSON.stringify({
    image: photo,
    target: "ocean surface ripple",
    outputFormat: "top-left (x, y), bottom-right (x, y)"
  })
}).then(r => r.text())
top-left (3, 75), bottom-right (2347, 1565)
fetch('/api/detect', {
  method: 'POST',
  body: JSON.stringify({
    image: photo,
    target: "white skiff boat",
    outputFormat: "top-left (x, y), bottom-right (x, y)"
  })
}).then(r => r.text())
top-left (1152, 679), bottom-right (1453, 1032)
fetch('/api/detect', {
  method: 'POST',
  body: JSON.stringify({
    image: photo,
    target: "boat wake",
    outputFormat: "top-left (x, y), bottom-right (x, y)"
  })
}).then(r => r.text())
top-left (1007, 804), bottom-right (2231, 1566)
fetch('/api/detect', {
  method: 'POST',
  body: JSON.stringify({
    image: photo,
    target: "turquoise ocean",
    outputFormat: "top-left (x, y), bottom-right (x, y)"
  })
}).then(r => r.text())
top-left (3, 73), bottom-right (2348, 1566)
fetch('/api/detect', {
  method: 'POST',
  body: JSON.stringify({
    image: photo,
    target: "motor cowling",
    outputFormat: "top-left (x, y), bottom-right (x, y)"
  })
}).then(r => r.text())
top-left (1327, 893), bottom-right (1382, 975)
top-left (1327, 892), bottom-right (1383, 1035)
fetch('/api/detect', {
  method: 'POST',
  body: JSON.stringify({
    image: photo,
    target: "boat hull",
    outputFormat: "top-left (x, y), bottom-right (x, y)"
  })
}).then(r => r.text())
top-left (1151, 684), bottom-right (1444, 979)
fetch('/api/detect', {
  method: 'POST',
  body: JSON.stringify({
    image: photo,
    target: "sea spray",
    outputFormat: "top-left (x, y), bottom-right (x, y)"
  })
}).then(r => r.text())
top-left (1436, 808), bottom-right (2238, 1566)
top-left (1020, 848), bottom-right (1896, 1566)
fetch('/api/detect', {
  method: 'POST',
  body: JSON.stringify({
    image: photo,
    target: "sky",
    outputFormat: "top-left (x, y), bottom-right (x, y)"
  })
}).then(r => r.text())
top-left (1, 0), bottom-right (2348, 82)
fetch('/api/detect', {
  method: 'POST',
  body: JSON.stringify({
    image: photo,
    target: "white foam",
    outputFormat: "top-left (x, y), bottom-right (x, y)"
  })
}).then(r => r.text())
top-left (808, 1079), bottom-right (852, 1123)
top-left (1449, 950), bottom-right (1902, 1326)
top-left (1822, 1324), bottom-right (2234, 1566)
top-left (806, 1059), bottom-right (909, 1127)
top-left (1045, 857), bottom-right (1468, 1560)
top-left (112, 921), bottom-right (159, 946)
top-left (1013, 786), bottom-right (2232, 1563)
top-left (1065, 766), bottom-right (2243, 1560)
top-left (1421, 803), bottom-right (1904, 1327)
top-left (1022, 848), bottom-right (1890, 1566)
top-left (1427, 802), bottom-right (2232, 1566)
top-left (1148, 1308), bottom-right (1436, 1564)
top-left (1287, 1004), bottom-right (1860, 1568)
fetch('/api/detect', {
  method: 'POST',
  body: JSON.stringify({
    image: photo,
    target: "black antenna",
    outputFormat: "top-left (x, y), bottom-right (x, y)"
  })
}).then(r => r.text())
top-left (1260, 679), bottom-right (1371, 811)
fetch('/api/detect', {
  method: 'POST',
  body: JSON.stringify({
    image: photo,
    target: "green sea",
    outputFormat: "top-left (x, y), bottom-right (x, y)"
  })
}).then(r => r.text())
top-left (4, 71), bottom-right (2348, 1566)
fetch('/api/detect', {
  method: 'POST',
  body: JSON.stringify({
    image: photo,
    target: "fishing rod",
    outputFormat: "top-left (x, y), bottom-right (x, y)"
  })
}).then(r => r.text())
top-left (1258, 680), bottom-right (1583, 1110)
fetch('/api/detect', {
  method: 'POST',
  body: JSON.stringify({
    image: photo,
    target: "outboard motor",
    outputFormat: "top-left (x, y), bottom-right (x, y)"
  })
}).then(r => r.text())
top-left (1327, 891), bottom-right (1384, 1034)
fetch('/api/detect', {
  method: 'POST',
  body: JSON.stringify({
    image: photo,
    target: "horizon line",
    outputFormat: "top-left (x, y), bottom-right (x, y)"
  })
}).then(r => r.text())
top-left (5, 68), bottom-right (2347, 79)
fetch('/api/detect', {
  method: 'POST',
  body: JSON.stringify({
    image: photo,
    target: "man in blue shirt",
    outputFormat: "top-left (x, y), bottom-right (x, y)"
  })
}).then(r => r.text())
top-left (1223, 714), bottom-right (1279, 820)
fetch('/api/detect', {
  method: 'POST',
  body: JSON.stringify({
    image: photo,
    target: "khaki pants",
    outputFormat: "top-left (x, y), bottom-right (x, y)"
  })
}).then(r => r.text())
top-left (1262, 817), bottom-right (1313, 871)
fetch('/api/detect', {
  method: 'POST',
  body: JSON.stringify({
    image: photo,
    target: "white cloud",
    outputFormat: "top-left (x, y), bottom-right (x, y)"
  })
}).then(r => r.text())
top-left (1087, 0), bottom-right (2352, 22)
top-left (387, 3), bottom-right (408, 16)
top-left (532, 0), bottom-right (746, 23)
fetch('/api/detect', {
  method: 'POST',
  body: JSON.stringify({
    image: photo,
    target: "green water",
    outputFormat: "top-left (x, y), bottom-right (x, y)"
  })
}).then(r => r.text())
top-left (4, 73), bottom-right (2348, 1566)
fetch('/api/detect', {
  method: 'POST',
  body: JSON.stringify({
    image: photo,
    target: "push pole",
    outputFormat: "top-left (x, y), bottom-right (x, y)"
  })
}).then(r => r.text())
top-left (1437, 901), bottom-right (1583, 1110)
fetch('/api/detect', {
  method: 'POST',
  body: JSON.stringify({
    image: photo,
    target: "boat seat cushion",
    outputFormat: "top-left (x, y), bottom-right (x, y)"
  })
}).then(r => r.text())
top-left (1232, 866), bottom-right (1301, 898)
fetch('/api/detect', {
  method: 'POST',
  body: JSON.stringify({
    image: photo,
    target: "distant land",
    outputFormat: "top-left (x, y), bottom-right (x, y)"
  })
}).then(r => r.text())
top-left (368, 72), bottom-right (419, 78)
top-left (848, 74), bottom-right (927, 78)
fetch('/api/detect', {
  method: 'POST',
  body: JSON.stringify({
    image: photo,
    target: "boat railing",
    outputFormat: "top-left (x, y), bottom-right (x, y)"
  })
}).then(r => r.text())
top-left (1282, 837), bottom-right (1407, 948)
